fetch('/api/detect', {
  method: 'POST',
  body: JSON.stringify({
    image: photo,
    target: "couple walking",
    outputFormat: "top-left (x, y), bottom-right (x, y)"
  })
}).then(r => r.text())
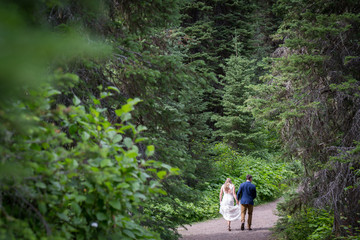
top-left (219, 175), bottom-right (256, 231)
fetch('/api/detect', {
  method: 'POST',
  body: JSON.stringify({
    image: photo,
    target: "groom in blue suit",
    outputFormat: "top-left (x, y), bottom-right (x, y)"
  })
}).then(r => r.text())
top-left (237, 174), bottom-right (257, 230)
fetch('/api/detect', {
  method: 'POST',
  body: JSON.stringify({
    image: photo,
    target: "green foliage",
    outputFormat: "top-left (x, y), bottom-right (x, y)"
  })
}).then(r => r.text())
top-left (0, 1), bottom-right (181, 239)
top-left (178, 0), bottom-right (262, 128)
top-left (0, 1), bottom-right (109, 101)
top-left (257, 1), bottom-right (360, 165)
top-left (275, 196), bottom-right (334, 240)
top-left (5, 0), bottom-right (360, 239)
top-left (180, 0), bottom-right (256, 73)
top-left (170, 185), bottom-right (221, 223)
top-left (0, 78), bottom-right (176, 239)
top-left (171, 143), bottom-right (298, 224)
top-left (250, 0), bottom-right (360, 239)
top-left (248, 0), bottom-right (360, 237)
top-left (101, 27), bottom-right (216, 239)
top-left (213, 55), bottom-right (271, 153)
top-left (2, 1), bottom-right (218, 238)
top-left (212, 143), bottom-right (296, 203)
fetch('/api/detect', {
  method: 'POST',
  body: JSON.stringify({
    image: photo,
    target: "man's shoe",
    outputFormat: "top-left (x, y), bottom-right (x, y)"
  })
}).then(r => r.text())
top-left (248, 227), bottom-right (252, 230)
top-left (241, 223), bottom-right (244, 231)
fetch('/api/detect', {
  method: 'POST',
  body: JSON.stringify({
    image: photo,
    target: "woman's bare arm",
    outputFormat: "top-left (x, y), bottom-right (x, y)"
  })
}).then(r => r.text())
top-left (233, 185), bottom-right (239, 205)
top-left (219, 185), bottom-right (223, 203)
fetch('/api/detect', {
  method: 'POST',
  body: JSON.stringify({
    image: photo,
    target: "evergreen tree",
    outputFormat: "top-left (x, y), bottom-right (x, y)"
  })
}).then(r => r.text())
top-left (180, 0), bottom-right (256, 73)
top-left (179, 0), bottom-right (257, 119)
top-left (214, 56), bottom-right (259, 150)
top-left (112, 32), bottom-right (215, 239)
top-left (0, 0), bottom-right (218, 239)
top-left (211, 0), bottom-right (281, 155)
top-left (249, 0), bottom-right (360, 236)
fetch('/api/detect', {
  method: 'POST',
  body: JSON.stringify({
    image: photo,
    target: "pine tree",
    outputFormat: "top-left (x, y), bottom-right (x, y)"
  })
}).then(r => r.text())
top-left (179, 0), bottom-right (257, 119)
top-left (249, 0), bottom-right (360, 235)
top-left (180, 0), bottom-right (256, 73)
top-left (213, 55), bottom-right (265, 152)
top-left (0, 0), bottom-right (219, 239)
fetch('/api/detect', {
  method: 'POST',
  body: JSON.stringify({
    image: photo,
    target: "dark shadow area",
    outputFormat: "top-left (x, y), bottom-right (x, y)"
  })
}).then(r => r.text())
top-left (232, 227), bottom-right (270, 231)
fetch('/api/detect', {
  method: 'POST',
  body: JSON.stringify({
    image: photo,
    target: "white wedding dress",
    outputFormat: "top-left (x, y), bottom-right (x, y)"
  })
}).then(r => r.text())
top-left (219, 184), bottom-right (241, 221)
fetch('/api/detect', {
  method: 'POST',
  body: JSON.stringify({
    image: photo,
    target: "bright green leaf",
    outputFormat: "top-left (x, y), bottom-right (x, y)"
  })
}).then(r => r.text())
top-left (146, 145), bottom-right (155, 156)
top-left (107, 86), bottom-right (120, 93)
top-left (157, 170), bottom-right (167, 179)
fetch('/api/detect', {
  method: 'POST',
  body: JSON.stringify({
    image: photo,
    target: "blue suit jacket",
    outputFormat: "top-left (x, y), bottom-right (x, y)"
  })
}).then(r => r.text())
top-left (237, 181), bottom-right (257, 205)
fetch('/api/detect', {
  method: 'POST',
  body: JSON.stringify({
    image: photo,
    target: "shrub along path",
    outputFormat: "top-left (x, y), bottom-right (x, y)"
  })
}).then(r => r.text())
top-left (178, 198), bottom-right (281, 240)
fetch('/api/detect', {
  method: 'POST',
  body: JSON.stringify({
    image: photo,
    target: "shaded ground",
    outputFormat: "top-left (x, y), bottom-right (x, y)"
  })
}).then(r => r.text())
top-left (178, 199), bottom-right (282, 240)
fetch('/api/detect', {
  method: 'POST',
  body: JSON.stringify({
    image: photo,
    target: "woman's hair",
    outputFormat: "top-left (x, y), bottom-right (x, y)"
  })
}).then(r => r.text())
top-left (224, 178), bottom-right (232, 193)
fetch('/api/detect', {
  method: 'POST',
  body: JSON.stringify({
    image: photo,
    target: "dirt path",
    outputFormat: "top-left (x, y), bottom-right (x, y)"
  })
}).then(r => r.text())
top-left (178, 199), bottom-right (282, 240)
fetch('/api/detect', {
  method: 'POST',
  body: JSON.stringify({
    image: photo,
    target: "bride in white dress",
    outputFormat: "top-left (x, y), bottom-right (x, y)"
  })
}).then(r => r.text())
top-left (219, 178), bottom-right (241, 231)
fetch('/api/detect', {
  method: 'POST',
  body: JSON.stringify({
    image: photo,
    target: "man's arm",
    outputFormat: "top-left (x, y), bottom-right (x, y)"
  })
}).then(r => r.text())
top-left (236, 184), bottom-right (242, 201)
top-left (252, 185), bottom-right (257, 199)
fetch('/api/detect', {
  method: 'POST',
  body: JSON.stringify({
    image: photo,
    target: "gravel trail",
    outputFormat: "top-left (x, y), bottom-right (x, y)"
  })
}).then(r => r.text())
top-left (178, 199), bottom-right (282, 240)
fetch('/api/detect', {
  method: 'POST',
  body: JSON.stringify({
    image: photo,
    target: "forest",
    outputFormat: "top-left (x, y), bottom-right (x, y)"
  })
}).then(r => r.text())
top-left (0, 0), bottom-right (359, 239)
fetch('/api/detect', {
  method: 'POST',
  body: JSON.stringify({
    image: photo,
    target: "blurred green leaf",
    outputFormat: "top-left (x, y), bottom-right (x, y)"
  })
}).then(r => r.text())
top-left (96, 212), bottom-right (107, 221)
top-left (146, 145), bottom-right (155, 156)
top-left (157, 171), bottom-right (167, 179)
top-left (100, 159), bottom-right (113, 168)
top-left (109, 200), bottom-right (121, 210)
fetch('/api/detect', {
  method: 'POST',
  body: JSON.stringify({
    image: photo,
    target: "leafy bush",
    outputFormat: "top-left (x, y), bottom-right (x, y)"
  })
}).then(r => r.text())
top-left (0, 80), bottom-right (176, 239)
top-left (0, 3), bottom-right (182, 238)
top-left (274, 194), bottom-right (334, 240)
top-left (173, 143), bottom-right (298, 224)
top-left (213, 143), bottom-right (296, 204)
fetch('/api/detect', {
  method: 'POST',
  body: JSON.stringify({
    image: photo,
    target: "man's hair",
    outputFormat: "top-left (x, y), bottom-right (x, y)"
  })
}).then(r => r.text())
top-left (246, 174), bottom-right (253, 180)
